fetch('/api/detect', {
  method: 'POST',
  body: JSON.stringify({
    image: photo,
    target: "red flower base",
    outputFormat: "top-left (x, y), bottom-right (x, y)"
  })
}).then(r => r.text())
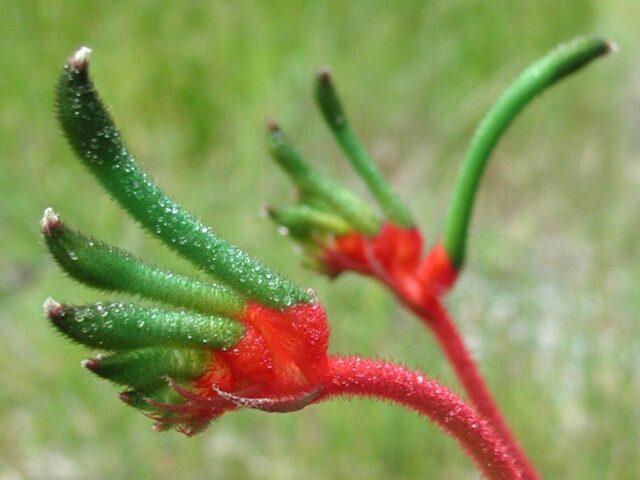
top-left (322, 224), bottom-right (459, 306)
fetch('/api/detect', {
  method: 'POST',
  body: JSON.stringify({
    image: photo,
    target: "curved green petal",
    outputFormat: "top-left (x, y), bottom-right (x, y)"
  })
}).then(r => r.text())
top-left (42, 208), bottom-right (244, 316)
top-left (45, 299), bottom-right (244, 350)
top-left (266, 123), bottom-right (381, 235)
top-left (84, 347), bottom-right (210, 391)
top-left (442, 36), bottom-right (613, 267)
top-left (315, 69), bottom-right (414, 227)
top-left (55, 47), bottom-right (310, 308)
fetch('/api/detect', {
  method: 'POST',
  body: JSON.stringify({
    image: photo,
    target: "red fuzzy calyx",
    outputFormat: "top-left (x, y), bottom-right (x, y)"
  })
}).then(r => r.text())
top-left (417, 241), bottom-right (459, 297)
top-left (221, 301), bottom-right (330, 392)
top-left (156, 300), bottom-right (330, 434)
top-left (320, 224), bottom-right (459, 306)
top-left (323, 224), bottom-right (422, 278)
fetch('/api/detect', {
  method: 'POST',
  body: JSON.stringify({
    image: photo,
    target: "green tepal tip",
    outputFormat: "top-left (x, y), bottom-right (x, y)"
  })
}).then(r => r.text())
top-left (267, 204), bottom-right (353, 240)
top-left (442, 36), bottom-right (613, 268)
top-left (266, 122), bottom-right (381, 235)
top-left (45, 299), bottom-right (244, 350)
top-left (55, 47), bottom-right (310, 308)
top-left (41, 208), bottom-right (244, 316)
top-left (314, 68), bottom-right (414, 227)
top-left (83, 347), bottom-right (210, 391)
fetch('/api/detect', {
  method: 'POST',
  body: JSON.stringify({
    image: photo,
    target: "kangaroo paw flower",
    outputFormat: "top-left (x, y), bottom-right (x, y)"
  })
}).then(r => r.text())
top-left (82, 348), bottom-right (210, 391)
top-left (266, 122), bottom-right (381, 235)
top-left (442, 36), bottom-right (613, 269)
top-left (267, 37), bottom-right (612, 303)
top-left (266, 69), bottom-right (459, 299)
top-left (46, 47), bottom-right (331, 434)
top-left (43, 42), bottom-right (612, 479)
top-left (266, 37), bottom-right (612, 479)
top-left (46, 300), bottom-right (244, 350)
top-left (102, 301), bottom-right (331, 434)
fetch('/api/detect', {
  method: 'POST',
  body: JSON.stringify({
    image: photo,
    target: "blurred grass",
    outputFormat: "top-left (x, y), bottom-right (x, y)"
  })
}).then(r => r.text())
top-left (1, 1), bottom-right (640, 478)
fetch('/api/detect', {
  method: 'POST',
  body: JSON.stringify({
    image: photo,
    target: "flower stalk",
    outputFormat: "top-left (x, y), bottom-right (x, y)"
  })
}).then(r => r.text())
top-left (320, 356), bottom-right (519, 480)
top-left (412, 298), bottom-right (536, 479)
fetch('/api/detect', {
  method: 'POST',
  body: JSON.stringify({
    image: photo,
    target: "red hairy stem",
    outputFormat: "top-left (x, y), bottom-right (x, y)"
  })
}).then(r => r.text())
top-left (412, 299), bottom-right (540, 480)
top-left (321, 228), bottom-right (539, 478)
top-left (320, 356), bottom-right (521, 480)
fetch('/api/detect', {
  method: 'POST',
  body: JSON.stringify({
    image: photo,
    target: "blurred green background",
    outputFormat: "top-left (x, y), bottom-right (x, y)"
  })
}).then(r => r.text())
top-left (1, 1), bottom-right (639, 478)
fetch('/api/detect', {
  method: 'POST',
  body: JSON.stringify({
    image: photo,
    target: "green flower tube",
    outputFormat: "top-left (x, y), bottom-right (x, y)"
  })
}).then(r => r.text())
top-left (45, 299), bottom-right (244, 350)
top-left (442, 36), bottom-right (613, 268)
top-left (55, 47), bottom-right (310, 308)
top-left (266, 122), bottom-right (381, 235)
top-left (267, 204), bottom-right (352, 239)
top-left (84, 347), bottom-right (210, 391)
top-left (315, 69), bottom-right (414, 227)
top-left (42, 208), bottom-right (243, 316)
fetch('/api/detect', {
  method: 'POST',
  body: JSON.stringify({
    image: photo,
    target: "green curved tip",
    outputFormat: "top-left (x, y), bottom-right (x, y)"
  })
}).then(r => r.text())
top-left (83, 347), bottom-right (210, 391)
top-left (41, 208), bottom-right (244, 317)
top-left (268, 204), bottom-right (353, 239)
top-left (56, 47), bottom-right (310, 308)
top-left (266, 122), bottom-right (381, 235)
top-left (442, 36), bottom-right (613, 268)
top-left (45, 299), bottom-right (244, 350)
top-left (314, 68), bottom-right (414, 227)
